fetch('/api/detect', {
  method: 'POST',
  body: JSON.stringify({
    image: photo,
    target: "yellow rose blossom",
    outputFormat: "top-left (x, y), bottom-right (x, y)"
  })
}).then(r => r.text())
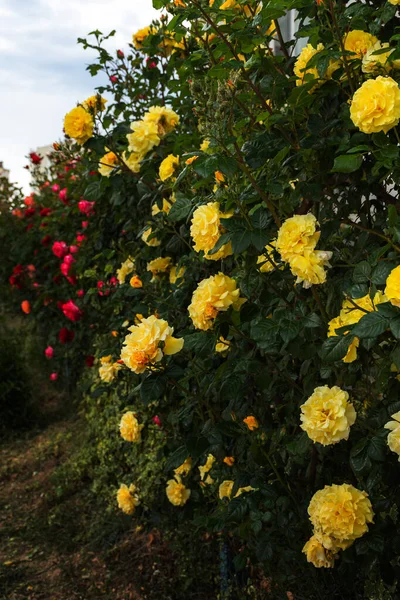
top-left (147, 257), bottom-right (173, 279)
top-left (200, 139), bottom-right (210, 152)
top-left (142, 227), bottom-right (161, 247)
top-left (343, 30), bottom-right (379, 59)
top-left (152, 198), bottom-right (173, 216)
top-left (119, 411), bottom-right (144, 443)
top-left (132, 26), bottom-right (156, 49)
top-left (64, 106), bottom-right (94, 145)
top-left (116, 257), bottom-right (135, 284)
top-left (384, 411), bottom-right (400, 459)
top-left (111, 330), bottom-right (118, 337)
top-left (169, 265), bottom-right (185, 284)
top-left (219, 480), bottom-right (234, 500)
top-left (159, 154), bottom-right (179, 181)
top-left (223, 456), bottom-right (235, 466)
top-left (98, 151), bottom-right (119, 177)
top-left (303, 535), bottom-right (336, 569)
top-left (288, 249), bottom-right (332, 288)
top-left (350, 76), bottom-right (400, 134)
top-left (388, 0), bottom-right (400, 4)
top-left (190, 202), bottom-right (233, 261)
top-left (362, 42), bottom-right (394, 74)
top-left (214, 170), bottom-right (225, 184)
top-left (130, 275), bottom-right (143, 288)
top-left (215, 336), bottom-right (231, 354)
top-left (236, 485), bottom-right (256, 497)
top-left (188, 273), bottom-right (246, 330)
top-left (99, 355), bottom-right (121, 382)
top-left (174, 457), bottom-right (192, 477)
top-left (185, 155), bottom-right (199, 165)
top-left (276, 213), bottom-right (319, 263)
top-left (294, 44), bottom-right (339, 89)
top-left (199, 454), bottom-right (216, 484)
top-left (243, 415), bottom-right (259, 431)
top-left (144, 105), bottom-right (180, 135)
top-left (308, 484), bottom-right (374, 551)
top-left (120, 315), bottom-right (184, 374)
top-left (385, 265), bottom-right (400, 307)
top-left (117, 483), bottom-right (140, 515)
top-left (127, 120), bottom-right (161, 155)
top-left (82, 95), bottom-right (107, 113)
top-left (122, 151), bottom-right (142, 173)
top-left (257, 240), bottom-right (280, 273)
top-left (166, 476), bottom-right (191, 506)
top-left (300, 385), bottom-right (357, 446)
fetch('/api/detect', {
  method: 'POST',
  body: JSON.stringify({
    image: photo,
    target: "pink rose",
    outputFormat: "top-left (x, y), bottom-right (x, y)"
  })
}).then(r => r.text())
top-left (61, 300), bottom-right (83, 322)
top-left (52, 241), bottom-right (68, 258)
top-left (51, 184), bottom-right (60, 193)
top-left (45, 346), bottom-right (54, 359)
top-left (59, 188), bottom-right (68, 204)
top-left (50, 372), bottom-right (58, 381)
top-left (78, 200), bottom-right (95, 216)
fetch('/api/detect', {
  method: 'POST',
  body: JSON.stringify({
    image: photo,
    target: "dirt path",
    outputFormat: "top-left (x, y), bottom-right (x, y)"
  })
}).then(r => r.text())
top-left (0, 421), bottom-right (143, 600)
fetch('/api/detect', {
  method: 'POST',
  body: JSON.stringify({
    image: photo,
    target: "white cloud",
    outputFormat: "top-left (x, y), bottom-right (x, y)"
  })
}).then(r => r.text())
top-left (0, 0), bottom-right (159, 193)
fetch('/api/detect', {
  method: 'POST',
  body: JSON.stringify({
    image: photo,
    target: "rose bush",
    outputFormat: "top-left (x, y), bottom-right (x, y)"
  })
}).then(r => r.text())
top-left (3, 0), bottom-right (400, 596)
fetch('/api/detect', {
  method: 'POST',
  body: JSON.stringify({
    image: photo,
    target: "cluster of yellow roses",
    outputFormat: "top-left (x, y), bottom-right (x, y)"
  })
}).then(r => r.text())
top-left (64, 95), bottom-right (105, 145)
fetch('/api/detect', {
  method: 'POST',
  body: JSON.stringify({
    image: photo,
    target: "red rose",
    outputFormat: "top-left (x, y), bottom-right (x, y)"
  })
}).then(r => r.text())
top-left (78, 200), bottom-right (95, 216)
top-left (58, 327), bottom-right (75, 344)
top-left (51, 184), bottom-right (60, 193)
top-left (85, 355), bottom-right (95, 367)
top-left (52, 241), bottom-right (68, 258)
top-left (29, 152), bottom-right (42, 164)
top-left (40, 207), bottom-right (51, 217)
top-left (77, 289), bottom-right (85, 298)
top-left (50, 372), bottom-right (58, 381)
top-left (45, 346), bottom-right (54, 359)
top-left (59, 188), bottom-right (68, 204)
top-left (61, 299), bottom-right (83, 322)
top-left (41, 235), bottom-right (52, 246)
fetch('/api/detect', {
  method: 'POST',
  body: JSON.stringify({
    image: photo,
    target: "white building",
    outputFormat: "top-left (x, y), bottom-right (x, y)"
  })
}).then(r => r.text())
top-left (0, 161), bottom-right (10, 180)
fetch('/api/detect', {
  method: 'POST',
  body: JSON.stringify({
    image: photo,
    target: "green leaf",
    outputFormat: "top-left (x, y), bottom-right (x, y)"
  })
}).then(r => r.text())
top-left (351, 311), bottom-right (388, 339)
top-left (231, 229), bottom-right (253, 254)
top-left (168, 195), bottom-right (192, 221)
top-left (251, 318), bottom-right (279, 346)
top-left (320, 335), bottom-right (352, 362)
top-left (390, 316), bottom-right (400, 339)
top-left (331, 154), bottom-right (363, 173)
top-left (371, 262), bottom-right (396, 285)
top-left (193, 155), bottom-right (219, 178)
top-left (184, 332), bottom-right (214, 356)
top-left (353, 261), bottom-right (371, 283)
top-left (350, 439), bottom-right (372, 475)
top-left (83, 181), bottom-right (102, 200)
top-left (140, 374), bottom-right (166, 404)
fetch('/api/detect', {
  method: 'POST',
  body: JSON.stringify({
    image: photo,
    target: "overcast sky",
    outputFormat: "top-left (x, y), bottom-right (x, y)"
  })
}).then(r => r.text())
top-left (0, 0), bottom-right (158, 193)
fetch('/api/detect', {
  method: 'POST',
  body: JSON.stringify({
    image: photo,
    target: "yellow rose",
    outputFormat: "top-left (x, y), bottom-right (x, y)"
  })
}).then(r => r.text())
top-left (350, 76), bottom-right (400, 134)
top-left (98, 355), bottom-right (121, 382)
top-left (343, 30), bottom-right (379, 59)
top-left (152, 198), bottom-right (173, 216)
top-left (385, 265), bottom-right (400, 307)
top-left (199, 454), bottom-right (216, 484)
top-left (219, 480), bottom-right (234, 500)
top-left (384, 411), bottom-right (400, 459)
top-left (166, 476), bottom-right (191, 506)
top-left (147, 257), bottom-right (173, 279)
top-left (127, 120), bottom-right (161, 155)
top-left (288, 249), bottom-right (332, 288)
top-left (343, 336), bottom-right (359, 363)
top-left (120, 314), bottom-right (184, 374)
top-left (169, 265), bottom-right (185, 284)
top-left (200, 139), bottom-right (210, 152)
top-left (388, 0), bottom-right (400, 4)
top-left (308, 484), bottom-right (374, 550)
top-left (362, 42), bottom-right (393, 74)
top-left (159, 154), bottom-right (179, 181)
top-left (215, 336), bottom-right (231, 354)
top-left (142, 227), bottom-right (161, 247)
top-left (130, 275), bottom-right (143, 288)
top-left (117, 483), bottom-right (140, 515)
top-left (185, 155), bottom-right (199, 165)
top-left (243, 415), bottom-right (259, 430)
top-left (294, 43), bottom-right (323, 86)
top-left (276, 213), bottom-right (320, 263)
top-left (132, 26), bottom-right (156, 49)
top-left (223, 456), bottom-right (235, 466)
top-left (174, 457), bottom-right (192, 477)
top-left (116, 257), bottom-right (135, 284)
top-left (82, 95), bottom-right (107, 114)
top-left (214, 170), bottom-right (225, 184)
top-left (119, 411), bottom-right (144, 443)
top-left (64, 106), bottom-right (94, 145)
top-left (144, 106), bottom-right (180, 135)
top-left (188, 273), bottom-right (246, 330)
top-left (98, 151), bottom-right (119, 177)
top-left (190, 202), bottom-right (233, 260)
top-left (257, 240), bottom-right (280, 273)
top-left (303, 535), bottom-right (336, 569)
top-left (236, 485), bottom-right (256, 497)
top-left (300, 385), bottom-right (356, 446)
top-left (122, 151), bottom-right (142, 174)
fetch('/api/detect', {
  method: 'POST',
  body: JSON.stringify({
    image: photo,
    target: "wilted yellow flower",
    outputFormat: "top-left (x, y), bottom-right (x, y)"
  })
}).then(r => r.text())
top-left (257, 240), bottom-right (280, 273)
top-left (308, 484), bottom-right (374, 551)
top-left (142, 227), bottom-right (161, 247)
top-left (223, 456), bottom-right (235, 466)
top-left (147, 257), bottom-right (173, 279)
top-left (121, 314), bottom-right (184, 374)
top-left (243, 415), bottom-right (259, 431)
top-left (64, 106), bottom-right (94, 145)
top-left (215, 336), bottom-right (231, 354)
top-left (303, 535), bottom-right (336, 569)
top-left (166, 476), bottom-right (191, 506)
top-left (384, 411), bottom-right (400, 459)
top-left (98, 151), bottom-right (119, 177)
top-left (200, 139), bottom-right (210, 152)
top-left (82, 95), bottom-right (107, 114)
top-left (300, 385), bottom-right (356, 446)
top-left (190, 202), bottom-right (233, 261)
top-left (127, 120), bottom-right (160, 155)
top-left (276, 213), bottom-right (319, 263)
top-left (343, 30), bottom-right (379, 59)
top-left (130, 275), bottom-right (143, 288)
top-left (169, 265), bottom-right (185, 284)
top-left (385, 265), bottom-right (400, 307)
top-left (159, 154), bottom-right (179, 181)
top-left (119, 411), bottom-right (144, 443)
top-left (188, 273), bottom-right (246, 330)
top-left (117, 483), bottom-right (140, 515)
top-left (99, 355), bottom-right (121, 382)
top-left (144, 106), bottom-right (180, 135)
top-left (116, 257), bottom-right (135, 284)
top-left (350, 76), bottom-right (400, 134)
top-left (152, 198), bottom-right (173, 216)
top-left (133, 25), bottom-right (156, 49)
top-left (288, 249), bottom-right (332, 288)
top-left (122, 151), bottom-right (142, 173)
top-left (199, 454), bottom-right (216, 484)
top-left (174, 457), bottom-right (192, 477)
top-left (219, 480), bottom-right (234, 499)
